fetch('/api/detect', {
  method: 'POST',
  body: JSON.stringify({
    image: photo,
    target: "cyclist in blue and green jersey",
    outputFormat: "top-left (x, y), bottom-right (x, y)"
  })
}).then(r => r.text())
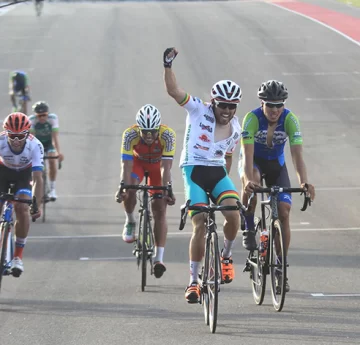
top-left (238, 80), bottom-right (315, 292)
top-left (29, 101), bottom-right (64, 200)
top-left (9, 71), bottom-right (31, 114)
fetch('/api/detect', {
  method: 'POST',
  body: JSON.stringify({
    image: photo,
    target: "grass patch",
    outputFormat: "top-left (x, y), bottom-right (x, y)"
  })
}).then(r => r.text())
top-left (337, 0), bottom-right (360, 7)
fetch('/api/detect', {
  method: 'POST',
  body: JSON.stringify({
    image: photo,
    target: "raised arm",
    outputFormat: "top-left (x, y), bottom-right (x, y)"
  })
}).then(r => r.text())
top-left (163, 47), bottom-right (187, 104)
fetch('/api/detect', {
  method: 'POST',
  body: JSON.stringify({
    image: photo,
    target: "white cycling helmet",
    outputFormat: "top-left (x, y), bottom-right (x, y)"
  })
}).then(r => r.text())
top-left (136, 104), bottom-right (161, 130)
top-left (210, 80), bottom-right (242, 103)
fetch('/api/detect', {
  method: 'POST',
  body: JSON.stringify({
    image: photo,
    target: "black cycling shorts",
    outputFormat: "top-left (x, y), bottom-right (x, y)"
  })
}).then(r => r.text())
top-left (0, 165), bottom-right (32, 194)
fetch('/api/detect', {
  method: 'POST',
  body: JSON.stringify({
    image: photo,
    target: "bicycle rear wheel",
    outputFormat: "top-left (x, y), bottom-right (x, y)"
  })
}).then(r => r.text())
top-left (141, 210), bottom-right (149, 292)
top-left (250, 218), bottom-right (266, 305)
top-left (0, 222), bottom-right (10, 292)
top-left (207, 231), bottom-right (220, 333)
top-left (270, 219), bottom-right (286, 311)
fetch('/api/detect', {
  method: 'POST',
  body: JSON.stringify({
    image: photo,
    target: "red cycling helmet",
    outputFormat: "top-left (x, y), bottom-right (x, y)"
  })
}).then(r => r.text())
top-left (3, 112), bottom-right (31, 133)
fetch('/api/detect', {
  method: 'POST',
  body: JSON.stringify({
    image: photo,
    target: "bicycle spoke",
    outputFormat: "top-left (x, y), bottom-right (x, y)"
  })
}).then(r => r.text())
top-left (270, 219), bottom-right (286, 311)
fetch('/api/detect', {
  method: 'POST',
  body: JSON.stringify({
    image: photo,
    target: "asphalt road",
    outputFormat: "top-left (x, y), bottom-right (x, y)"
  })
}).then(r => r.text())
top-left (0, 1), bottom-right (359, 344)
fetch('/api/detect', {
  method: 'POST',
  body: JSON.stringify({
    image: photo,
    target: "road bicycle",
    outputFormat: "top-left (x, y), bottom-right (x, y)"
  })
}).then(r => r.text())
top-left (0, 184), bottom-right (38, 292)
top-left (243, 178), bottom-right (311, 311)
top-left (179, 199), bottom-right (243, 333)
top-left (118, 171), bottom-right (173, 292)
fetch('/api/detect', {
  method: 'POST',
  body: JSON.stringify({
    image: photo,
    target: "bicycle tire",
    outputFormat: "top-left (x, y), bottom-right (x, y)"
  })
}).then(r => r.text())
top-left (135, 211), bottom-right (144, 268)
top-left (141, 209), bottom-right (149, 292)
top-left (250, 218), bottom-right (266, 305)
top-left (42, 171), bottom-right (47, 222)
top-left (0, 222), bottom-right (10, 292)
top-left (270, 219), bottom-right (286, 312)
top-left (201, 251), bottom-right (210, 325)
top-left (208, 231), bottom-right (219, 333)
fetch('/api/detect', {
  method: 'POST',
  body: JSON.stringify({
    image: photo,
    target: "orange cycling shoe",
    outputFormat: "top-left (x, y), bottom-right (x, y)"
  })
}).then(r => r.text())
top-left (185, 282), bottom-right (200, 304)
top-left (221, 255), bottom-right (235, 284)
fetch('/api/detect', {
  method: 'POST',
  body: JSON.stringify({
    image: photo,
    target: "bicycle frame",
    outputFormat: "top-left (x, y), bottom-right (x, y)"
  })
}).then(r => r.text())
top-left (0, 187), bottom-right (36, 291)
top-left (243, 179), bottom-right (310, 311)
top-left (118, 171), bottom-right (173, 291)
top-left (179, 199), bottom-right (243, 333)
top-left (1, 201), bottom-right (15, 276)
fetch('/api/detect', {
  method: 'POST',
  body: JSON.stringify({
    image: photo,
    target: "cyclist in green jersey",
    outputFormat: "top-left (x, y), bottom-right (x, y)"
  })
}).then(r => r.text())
top-left (29, 101), bottom-right (64, 200)
top-left (239, 80), bottom-right (315, 292)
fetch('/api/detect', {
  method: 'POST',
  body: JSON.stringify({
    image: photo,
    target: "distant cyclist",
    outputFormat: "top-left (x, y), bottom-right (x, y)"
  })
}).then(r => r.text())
top-left (35, 0), bottom-right (45, 16)
top-left (29, 101), bottom-right (64, 200)
top-left (9, 71), bottom-right (31, 114)
top-left (0, 112), bottom-right (43, 276)
top-left (115, 104), bottom-right (176, 279)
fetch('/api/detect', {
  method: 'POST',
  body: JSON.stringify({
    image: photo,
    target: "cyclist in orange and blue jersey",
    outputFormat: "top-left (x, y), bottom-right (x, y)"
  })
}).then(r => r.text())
top-left (115, 104), bottom-right (176, 279)
top-left (239, 80), bottom-right (315, 292)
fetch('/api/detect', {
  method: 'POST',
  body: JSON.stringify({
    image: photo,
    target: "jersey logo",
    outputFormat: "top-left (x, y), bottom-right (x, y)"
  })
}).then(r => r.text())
top-left (214, 149), bottom-right (224, 157)
top-left (123, 128), bottom-right (139, 151)
top-left (199, 123), bottom-right (213, 133)
top-left (203, 114), bottom-right (214, 123)
top-left (194, 143), bottom-right (209, 151)
top-left (199, 134), bottom-right (210, 143)
top-left (161, 129), bottom-right (175, 152)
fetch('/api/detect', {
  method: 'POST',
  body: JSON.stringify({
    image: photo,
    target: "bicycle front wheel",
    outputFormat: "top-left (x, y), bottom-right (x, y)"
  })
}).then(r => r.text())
top-left (0, 222), bottom-right (10, 292)
top-left (250, 218), bottom-right (266, 305)
top-left (270, 219), bottom-right (286, 312)
top-left (141, 210), bottom-right (149, 292)
top-left (207, 231), bottom-right (220, 333)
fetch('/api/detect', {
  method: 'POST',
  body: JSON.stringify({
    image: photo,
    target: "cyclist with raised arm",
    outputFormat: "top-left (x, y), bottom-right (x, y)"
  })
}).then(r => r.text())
top-left (0, 112), bottom-right (43, 276)
top-left (115, 104), bottom-right (176, 279)
top-left (29, 101), bottom-right (64, 201)
top-left (163, 47), bottom-right (242, 303)
top-left (9, 71), bottom-right (31, 114)
top-left (239, 80), bottom-right (315, 292)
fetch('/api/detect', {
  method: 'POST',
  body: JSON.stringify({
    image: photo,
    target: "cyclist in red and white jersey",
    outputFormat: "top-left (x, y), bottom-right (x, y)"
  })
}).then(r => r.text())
top-left (0, 113), bottom-right (43, 276)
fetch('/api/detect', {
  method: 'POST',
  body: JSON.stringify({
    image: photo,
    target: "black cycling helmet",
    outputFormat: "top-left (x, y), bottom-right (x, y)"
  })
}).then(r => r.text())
top-left (257, 80), bottom-right (288, 101)
top-left (32, 101), bottom-right (49, 113)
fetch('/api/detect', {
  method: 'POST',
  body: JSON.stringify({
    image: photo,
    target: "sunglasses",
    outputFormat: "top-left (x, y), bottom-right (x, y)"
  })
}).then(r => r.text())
top-left (141, 129), bottom-right (159, 136)
top-left (264, 101), bottom-right (285, 109)
top-left (214, 101), bottom-right (237, 110)
top-left (7, 132), bottom-right (28, 141)
top-left (36, 113), bottom-right (48, 118)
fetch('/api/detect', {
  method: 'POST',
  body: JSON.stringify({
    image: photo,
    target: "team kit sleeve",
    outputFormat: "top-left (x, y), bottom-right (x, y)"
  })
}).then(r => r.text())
top-left (240, 112), bottom-right (259, 145)
top-left (50, 114), bottom-right (59, 131)
top-left (160, 127), bottom-right (176, 159)
top-left (32, 139), bottom-right (45, 172)
top-left (284, 112), bottom-right (303, 145)
top-left (29, 115), bottom-right (36, 133)
top-left (120, 127), bottom-right (137, 161)
top-left (178, 93), bottom-right (204, 116)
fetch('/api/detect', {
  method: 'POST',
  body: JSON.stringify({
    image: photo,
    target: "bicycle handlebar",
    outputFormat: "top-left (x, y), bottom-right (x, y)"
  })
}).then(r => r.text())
top-left (179, 199), bottom-right (244, 230)
top-left (252, 185), bottom-right (311, 211)
top-left (0, 193), bottom-right (38, 222)
top-left (116, 181), bottom-right (173, 204)
top-left (44, 155), bottom-right (62, 169)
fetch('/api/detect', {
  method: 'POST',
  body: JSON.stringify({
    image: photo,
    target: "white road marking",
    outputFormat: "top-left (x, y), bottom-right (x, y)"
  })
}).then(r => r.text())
top-left (282, 71), bottom-right (360, 76)
top-left (306, 97), bottom-right (360, 101)
top-left (250, 35), bottom-right (313, 40)
top-left (79, 257), bottom-right (134, 261)
top-left (26, 227), bottom-right (360, 241)
top-left (269, 2), bottom-right (360, 47)
top-left (264, 51), bottom-right (335, 56)
top-left (311, 293), bottom-right (360, 297)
